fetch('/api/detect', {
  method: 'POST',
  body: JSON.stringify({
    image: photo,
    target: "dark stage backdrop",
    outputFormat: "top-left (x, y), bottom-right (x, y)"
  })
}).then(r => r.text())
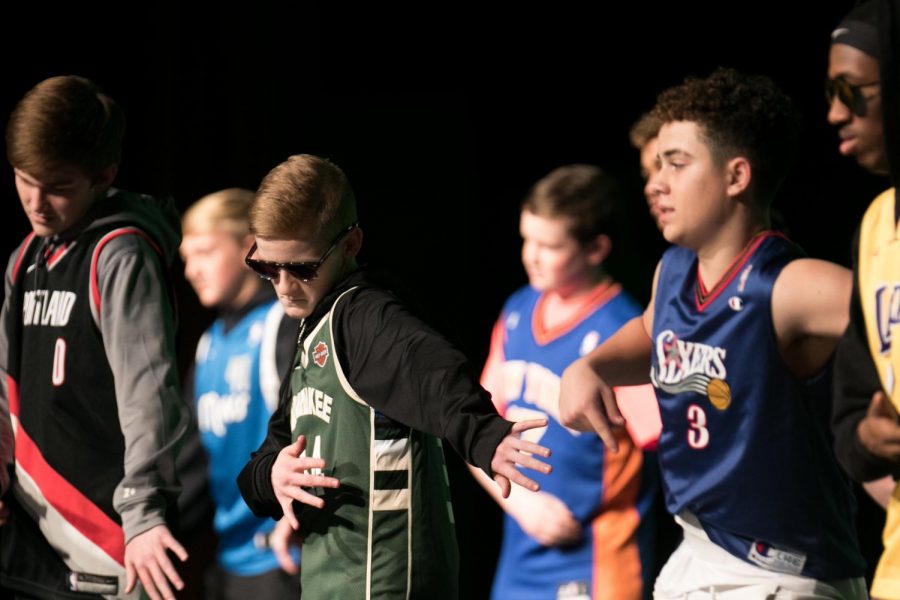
top-left (0, 3), bottom-right (890, 596)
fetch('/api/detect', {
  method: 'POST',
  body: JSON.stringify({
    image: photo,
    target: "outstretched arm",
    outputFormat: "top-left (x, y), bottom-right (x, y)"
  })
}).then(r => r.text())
top-left (559, 263), bottom-right (659, 450)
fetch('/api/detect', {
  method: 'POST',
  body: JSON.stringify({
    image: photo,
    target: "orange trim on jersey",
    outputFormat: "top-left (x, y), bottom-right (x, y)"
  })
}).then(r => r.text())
top-left (591, 429), bottom-right (643, 600)
top-left (11, 233), bottom-right (36, 284)
top-left (694, 230), bottom-right (785, 312)
top-left (532, 280), bottom-right (621, 345)
top-left (481, 318), bottom-right (508, 415)
top-left (90, 228), bottom-right (162, 316)
top-left (7, 376), bottom-right (126, 565)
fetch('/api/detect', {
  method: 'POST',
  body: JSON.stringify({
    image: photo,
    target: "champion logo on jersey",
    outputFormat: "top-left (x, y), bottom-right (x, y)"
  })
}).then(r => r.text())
top-left (505, 311), bottom-right (520, 331)
top-left (747, 541), bottom-right (806, 575)
top-left (313, 341), bottom-right (329, 367)
top-left (728, 296), bottom-right (743, 311)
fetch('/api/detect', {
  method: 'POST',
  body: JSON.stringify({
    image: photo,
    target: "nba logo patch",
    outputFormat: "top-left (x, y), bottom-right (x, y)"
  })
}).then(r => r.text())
top-left (313, 341), bottom-right (329, 367)
top-left (747, 541), bottom-right (805, 575)
top-left (728, 296), bottom-right (743, 311)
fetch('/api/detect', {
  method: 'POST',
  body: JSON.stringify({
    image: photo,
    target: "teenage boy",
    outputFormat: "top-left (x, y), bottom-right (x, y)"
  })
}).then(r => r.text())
top-left (237, 154), bottom-right (552, 599)
top-left (472, 164), bottom-right (658, 599)
top-left (558, 68), bottom-right (867, 597)
top-left (180, 188), bottom-right (301, 597)
top-left (827, 2), bottom-right (900, 595)
top-left (0, 76), bottom-right (188, 600)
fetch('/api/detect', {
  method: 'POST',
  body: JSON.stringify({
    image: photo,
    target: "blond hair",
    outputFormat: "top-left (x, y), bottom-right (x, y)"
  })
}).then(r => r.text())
top-left (182, 188), bottom-right (256, 240)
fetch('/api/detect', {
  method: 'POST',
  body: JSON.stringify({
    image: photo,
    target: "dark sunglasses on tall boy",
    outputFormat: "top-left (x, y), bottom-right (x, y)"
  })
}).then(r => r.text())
top-left (245, 222), bottom-right (359, 282)
top-left (825, 76), bottom-right (880, 117)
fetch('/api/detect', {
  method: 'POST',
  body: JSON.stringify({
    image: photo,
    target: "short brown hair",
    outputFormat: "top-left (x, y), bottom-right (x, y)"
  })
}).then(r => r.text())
top-left (651, 67), bottom-right (800, 201)
top-left (522, 164), bottom-right (618, 243)
top-left (250, 154), bottom-right (357, 242)
top-left (6, 75), bottom-right (125, 180)
top-left (182, 188), bottom-right (256, 240)
top-left (629, 112), bottom-right (663, 150)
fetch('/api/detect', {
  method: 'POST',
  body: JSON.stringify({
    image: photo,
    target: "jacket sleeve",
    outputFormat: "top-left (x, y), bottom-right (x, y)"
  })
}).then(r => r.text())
top-left (95, 234), bottom-right (190, 543)
top-left (0, 251), bottom-right (19, 497)
top-left (334, 288), bottom-right (512, 475)
top-left (832, 226), bottom-right (900, 481)
top-left (236, 381), bottom-right (294, 520)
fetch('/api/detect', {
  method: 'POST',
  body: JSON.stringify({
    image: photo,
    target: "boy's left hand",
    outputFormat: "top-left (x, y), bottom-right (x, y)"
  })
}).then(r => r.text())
top-left (490, 419), bottom-right (552, 498)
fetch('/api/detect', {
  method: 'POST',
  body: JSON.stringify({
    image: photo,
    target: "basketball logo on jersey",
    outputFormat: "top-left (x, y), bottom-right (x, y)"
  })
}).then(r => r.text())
top-left (22, 289), bottom-right (77, 327)
top-left (505, 311), bottom-right (520, 331)
top-left (873, 283), bottom-right (900, 354)
top-left (728, 296), bottom-right (743, 311)
top-left (313, 341), bottom-right (329, 367)
top-left (651, 329), bottom-right (732, 410)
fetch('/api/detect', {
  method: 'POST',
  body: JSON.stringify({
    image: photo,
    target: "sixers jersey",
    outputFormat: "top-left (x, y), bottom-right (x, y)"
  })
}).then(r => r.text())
top-left (650, 231), bottom-right (864, 579)
top-left (194, 300), bottom-right (293, 575)
top-left (489, 282), bottom-right (657, 600)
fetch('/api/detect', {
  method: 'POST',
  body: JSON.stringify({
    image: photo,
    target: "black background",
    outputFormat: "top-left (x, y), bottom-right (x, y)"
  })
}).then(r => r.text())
top-left (0, 3), bottom-right (891, 596)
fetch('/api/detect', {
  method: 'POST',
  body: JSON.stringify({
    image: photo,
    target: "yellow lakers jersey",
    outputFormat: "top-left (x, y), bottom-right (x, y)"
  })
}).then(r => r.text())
top-left (858, 187), bottom-right (900, 599)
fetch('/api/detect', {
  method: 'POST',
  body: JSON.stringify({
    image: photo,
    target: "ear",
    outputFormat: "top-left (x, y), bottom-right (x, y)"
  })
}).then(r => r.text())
top-left (725, 157), bottom-right (751, 198)
top-left (240, 233), bottom-right (256, 256)
top-left (93, 164), bottom-right (118, 192)
top-left (343, 226), bottom-right (364, 259)
top-left (585, 233), bottom-right (612, 267)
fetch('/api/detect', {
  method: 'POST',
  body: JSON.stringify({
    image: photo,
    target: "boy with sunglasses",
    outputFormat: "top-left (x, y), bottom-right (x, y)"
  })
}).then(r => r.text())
top-left (558, 68), bottom-right (867, 597)
top-left (827, 2), bottom-right (900, 596)
top-left (179, 188), bottom-right (301, 598)
top-left (237, 154), bottom-right (552, 599)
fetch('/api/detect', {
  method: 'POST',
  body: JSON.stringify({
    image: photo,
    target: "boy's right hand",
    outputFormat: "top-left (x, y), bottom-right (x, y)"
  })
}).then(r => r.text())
top-left (271, 435), bottom-right (340, 529)
top-left (490, 419), bottom-right (552, 498)
top-left (559, 358), bottom-right (625, 452)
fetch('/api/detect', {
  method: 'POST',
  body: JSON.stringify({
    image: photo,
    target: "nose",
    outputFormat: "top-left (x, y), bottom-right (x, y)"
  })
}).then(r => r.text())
top-left (644, 175), bottom-right (662, 203)
top-left (271, 269), bottom-right (298, 295)
top-left (24, 186), bottom-right (48, 212)
top-left (827, 95), bottom-right (851, 126)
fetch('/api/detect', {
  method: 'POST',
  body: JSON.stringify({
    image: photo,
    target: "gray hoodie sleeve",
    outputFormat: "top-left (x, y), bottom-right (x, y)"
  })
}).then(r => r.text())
top-left (0, 251), bottom-right (17, 496)
top-left (93, 233), bottom-right (188, 543)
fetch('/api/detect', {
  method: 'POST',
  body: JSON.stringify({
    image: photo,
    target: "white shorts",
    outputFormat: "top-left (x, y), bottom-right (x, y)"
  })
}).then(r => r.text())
top-left (653, 513), bottom-right (867, 600)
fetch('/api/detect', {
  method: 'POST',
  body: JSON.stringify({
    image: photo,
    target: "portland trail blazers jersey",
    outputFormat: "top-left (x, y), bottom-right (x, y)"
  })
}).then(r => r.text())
top-left (289, 287), bottom-right (458, 599)
top-left (488, 281), bottom-right (657, 600)
top-left (650, 231), bottom-right (864, 579)
top-left (194, 300), bottom-right (292, 575)
top-left (3, 224), bottom-right (164, 598)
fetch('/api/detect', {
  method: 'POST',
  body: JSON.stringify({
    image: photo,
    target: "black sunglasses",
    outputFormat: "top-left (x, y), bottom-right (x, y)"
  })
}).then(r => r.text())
top-left (825, 76), bottom-right (880, 117)
top-left (245, 223), bottom-right (359, 282)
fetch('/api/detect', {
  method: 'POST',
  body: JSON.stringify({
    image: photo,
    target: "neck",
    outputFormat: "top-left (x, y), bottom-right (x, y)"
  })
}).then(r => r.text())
top-left (696, 207), bottom-right (769, 287)
top-left (224, 273), bottom-right (263, 313)
top-left (544, 267), bottom-right (608, 304)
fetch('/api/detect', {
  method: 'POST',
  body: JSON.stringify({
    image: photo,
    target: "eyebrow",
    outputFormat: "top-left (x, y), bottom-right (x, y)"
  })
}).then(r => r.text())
top-left (661, 149), bottom-right (691, 160)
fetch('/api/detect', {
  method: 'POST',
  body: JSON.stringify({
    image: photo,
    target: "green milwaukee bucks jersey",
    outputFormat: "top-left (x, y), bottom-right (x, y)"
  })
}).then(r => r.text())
top-left (289, 288), bottom-right (459, 599)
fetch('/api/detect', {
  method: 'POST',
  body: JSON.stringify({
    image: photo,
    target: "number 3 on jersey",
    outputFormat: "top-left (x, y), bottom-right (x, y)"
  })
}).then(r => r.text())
top-left (686, 403), bottom-right (709, 449)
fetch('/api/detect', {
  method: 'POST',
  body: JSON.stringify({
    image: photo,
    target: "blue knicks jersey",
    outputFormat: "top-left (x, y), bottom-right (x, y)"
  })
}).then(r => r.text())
top-left (650, 232), bottom-right (864, 579)
top-left (194, 301), bottom-right (296, 575)
top-left (491, 282), bottom-right (657, 600)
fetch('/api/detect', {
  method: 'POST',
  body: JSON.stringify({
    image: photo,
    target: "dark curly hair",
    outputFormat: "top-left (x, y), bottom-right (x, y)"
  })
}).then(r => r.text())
top-left (651, 67), bottom-right (800, 203)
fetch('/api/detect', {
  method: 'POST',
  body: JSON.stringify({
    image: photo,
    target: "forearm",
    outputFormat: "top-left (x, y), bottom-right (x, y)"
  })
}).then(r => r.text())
top-left (339, 288), bottom-right (513, 474)
top-left (98, 239), bottom-right (188, 541)
top-left (238, 400), bottom-right (294, 519)
top-left (583, 316), bottom-right (653, 387)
